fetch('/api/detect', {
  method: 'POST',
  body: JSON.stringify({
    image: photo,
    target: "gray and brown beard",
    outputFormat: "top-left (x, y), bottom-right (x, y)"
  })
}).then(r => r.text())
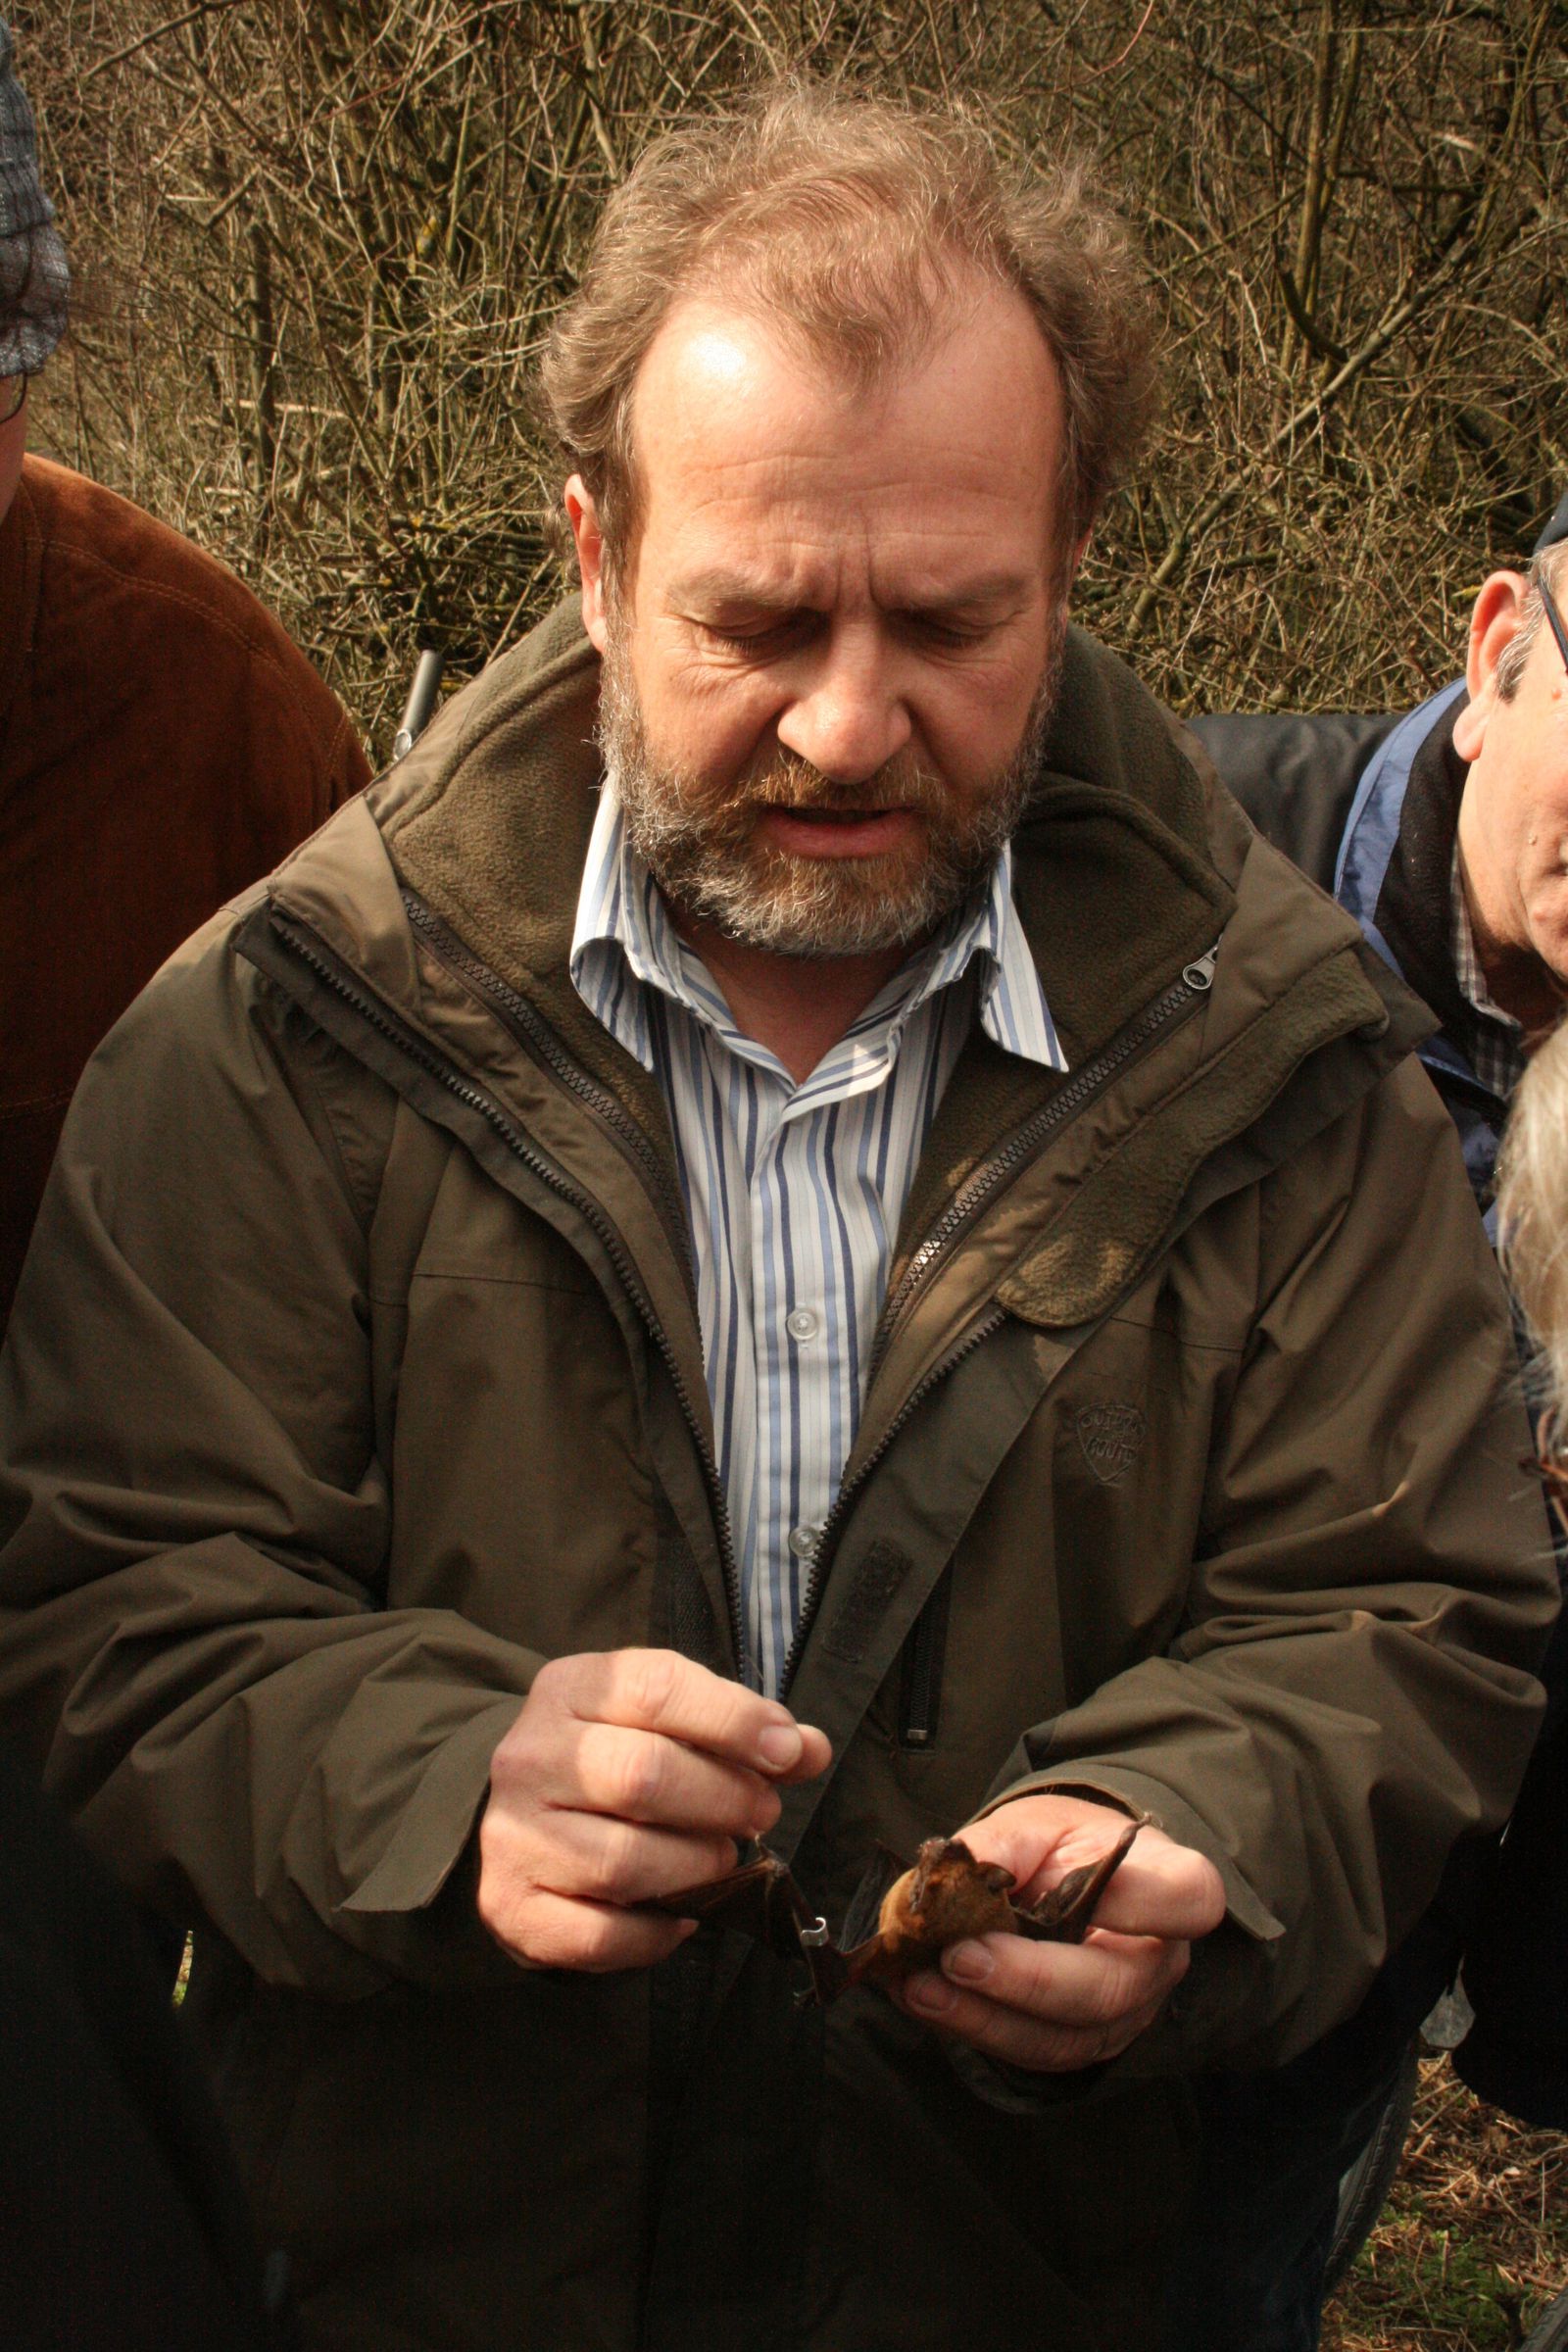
top-left (597, 624), bottom-right (1063, 959)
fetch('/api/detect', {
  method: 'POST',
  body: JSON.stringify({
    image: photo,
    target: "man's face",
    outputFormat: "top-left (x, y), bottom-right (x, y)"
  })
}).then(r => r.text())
top-left (1454, 564), bottom-right (1568, 1017)
top-left (567, 278), bottom-right (1074, 957)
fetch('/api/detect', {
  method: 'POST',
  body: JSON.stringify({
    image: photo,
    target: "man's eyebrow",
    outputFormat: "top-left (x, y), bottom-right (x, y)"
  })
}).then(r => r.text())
top-left (887, 572), bottom-right (1037, 613)
top-left (670, 569), bottom-right (798, 610)
top-left (668, 568), bottom-right (1038, 612)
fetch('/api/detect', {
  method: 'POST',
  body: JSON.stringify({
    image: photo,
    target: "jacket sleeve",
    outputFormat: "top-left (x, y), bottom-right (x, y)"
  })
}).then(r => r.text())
top-left (0, 921), bottom-right (529, 1996)
top-left (983, 1056), bottom-right (1558, 2069)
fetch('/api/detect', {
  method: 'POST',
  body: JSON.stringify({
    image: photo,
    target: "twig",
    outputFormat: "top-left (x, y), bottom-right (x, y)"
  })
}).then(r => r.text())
top-left (82, 0), bottom-right (248, 85)
top-left (1084, 0), bottom-right (1158, 77)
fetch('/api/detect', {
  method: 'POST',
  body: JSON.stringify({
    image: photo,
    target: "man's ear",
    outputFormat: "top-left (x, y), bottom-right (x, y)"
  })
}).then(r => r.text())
top-left (564, 474), bottom-right (611, 655)
top-left (1454, 571), bottom-right (1531, 763)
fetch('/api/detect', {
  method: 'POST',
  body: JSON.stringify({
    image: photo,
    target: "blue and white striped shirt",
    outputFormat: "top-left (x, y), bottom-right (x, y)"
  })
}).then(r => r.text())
top-left (570, 782), bottom-right (1066, 1692)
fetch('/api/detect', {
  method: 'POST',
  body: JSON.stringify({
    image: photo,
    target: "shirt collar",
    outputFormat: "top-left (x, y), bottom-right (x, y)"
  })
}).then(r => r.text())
top-left (570, 775), bottom-right (1066, 1077)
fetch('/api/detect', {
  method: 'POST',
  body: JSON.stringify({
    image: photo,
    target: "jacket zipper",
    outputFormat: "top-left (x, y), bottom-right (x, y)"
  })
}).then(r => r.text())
top-left (779, 1306), bottom-right (1006, 1697)
top-left (399, 889), bottom-right (697, 1290)
top-left (779, 939), bottom-right (1221, 1698)
top-left (266, 905), bottom-right (749, 1682)
top-left (867, 940), bottom-right (1221, 1387)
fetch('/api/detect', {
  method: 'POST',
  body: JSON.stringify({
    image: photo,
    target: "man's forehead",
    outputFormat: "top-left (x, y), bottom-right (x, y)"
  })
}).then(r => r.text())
top-left (665, 557), bottom-right (1044, 613)
top-left (640, 259), bottom-right (1034, 388)
top-left (622, 284), bottom-right (1065, 585)
top-left (629, 277), bottom-right (1062, 468)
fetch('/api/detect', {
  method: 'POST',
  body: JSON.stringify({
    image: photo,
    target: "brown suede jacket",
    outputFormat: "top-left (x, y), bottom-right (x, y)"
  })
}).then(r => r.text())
top-left (0, 602), bottom-right (1555, 2352)
top-left (0, 454), bottom-right (368, 1322)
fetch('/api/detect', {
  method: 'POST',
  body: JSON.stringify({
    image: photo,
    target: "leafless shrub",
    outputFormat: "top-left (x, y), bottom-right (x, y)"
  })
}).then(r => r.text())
top-left (16, 11), bottom-right (1568, 2331)
top-left (21, 2), bottom-right (1567, 760)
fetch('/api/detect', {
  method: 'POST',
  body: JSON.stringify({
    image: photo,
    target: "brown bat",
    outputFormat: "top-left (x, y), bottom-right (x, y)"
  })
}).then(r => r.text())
top-left (650, 1819), bottom-right (1144, 2008)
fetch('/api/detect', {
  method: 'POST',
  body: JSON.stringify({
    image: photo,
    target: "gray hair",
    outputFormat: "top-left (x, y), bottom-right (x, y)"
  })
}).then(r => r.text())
top-left (1498, 1019), bottom-right (1568, 1452)
top-left (0, 20), bottom-right (68, 376)
top-left (1494, 540), bottom-right (1568, 705)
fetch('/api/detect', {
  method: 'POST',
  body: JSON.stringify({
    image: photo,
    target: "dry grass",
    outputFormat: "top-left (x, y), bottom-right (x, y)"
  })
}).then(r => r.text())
top-left (1328, 2062), bottom-right (1568, 2352)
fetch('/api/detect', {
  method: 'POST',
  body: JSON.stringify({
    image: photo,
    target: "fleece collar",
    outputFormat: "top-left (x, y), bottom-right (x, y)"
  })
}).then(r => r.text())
top-left (374, 602), bottom-right (1236, 1064)
top-left (341, 602), bottom-right (1415, 1327)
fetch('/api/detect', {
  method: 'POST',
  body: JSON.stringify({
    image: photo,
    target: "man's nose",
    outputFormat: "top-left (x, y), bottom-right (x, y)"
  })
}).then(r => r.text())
top-left (774, 627), bottom-right (912, 785)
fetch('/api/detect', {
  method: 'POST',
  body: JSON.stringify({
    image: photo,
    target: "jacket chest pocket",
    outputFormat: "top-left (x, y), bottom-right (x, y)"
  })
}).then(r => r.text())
top-left (896, 1565), bottom-right (955, 1751)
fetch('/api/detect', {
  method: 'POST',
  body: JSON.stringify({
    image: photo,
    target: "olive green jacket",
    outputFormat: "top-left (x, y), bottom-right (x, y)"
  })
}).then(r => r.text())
top-left (0, 605), bottom-right (1553, 2352)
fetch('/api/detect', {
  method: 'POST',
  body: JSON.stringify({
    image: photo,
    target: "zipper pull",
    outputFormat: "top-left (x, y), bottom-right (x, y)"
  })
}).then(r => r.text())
top-left (1182, 941), bottom-right (1220, 993)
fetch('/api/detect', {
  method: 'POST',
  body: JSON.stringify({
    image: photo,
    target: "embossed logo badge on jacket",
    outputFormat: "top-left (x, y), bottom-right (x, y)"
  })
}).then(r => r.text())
top-left (1074, 1403), bottom-right (1147, 1486)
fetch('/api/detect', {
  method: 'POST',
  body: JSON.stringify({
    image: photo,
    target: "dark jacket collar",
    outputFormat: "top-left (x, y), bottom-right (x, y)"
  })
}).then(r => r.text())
top-left (1332, 684), bottom-right (1508, 1214)
top-left (374, 602), bottom-right (1239, 1069)
top-left (265, 601), bottom-right (1417, 1332)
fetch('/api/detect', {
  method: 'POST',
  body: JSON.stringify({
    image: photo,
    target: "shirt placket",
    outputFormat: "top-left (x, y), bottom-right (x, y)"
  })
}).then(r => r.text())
top-left (746, 1052), bottom-right (897, 1690)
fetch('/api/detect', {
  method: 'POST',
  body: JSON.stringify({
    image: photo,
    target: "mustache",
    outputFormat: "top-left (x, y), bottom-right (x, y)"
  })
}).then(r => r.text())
top-left (726, 749), bottom-right (951, 817)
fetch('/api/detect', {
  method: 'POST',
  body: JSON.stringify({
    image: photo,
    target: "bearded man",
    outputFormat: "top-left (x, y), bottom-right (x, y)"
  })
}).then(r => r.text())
top-left (0, 84), bottom-right (1554, 2352)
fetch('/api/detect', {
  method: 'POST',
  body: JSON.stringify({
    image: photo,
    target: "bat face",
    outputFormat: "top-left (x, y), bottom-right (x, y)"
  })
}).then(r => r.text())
top-left (652, 1820), bottom-right (1145, 2008)
top-left (864, 1839), bottom-right (1020, 1978)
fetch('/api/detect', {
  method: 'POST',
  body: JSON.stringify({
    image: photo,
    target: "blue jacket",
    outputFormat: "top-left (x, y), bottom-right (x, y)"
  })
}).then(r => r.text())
top-left (1194, 686), bottom-right (1506, 1217)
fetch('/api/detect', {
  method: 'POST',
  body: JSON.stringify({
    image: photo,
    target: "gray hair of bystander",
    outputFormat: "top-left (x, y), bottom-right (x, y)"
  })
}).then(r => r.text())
top-left (541, 77), bottom-right (1156, 593)
top-left (1493, 496), bottom-right (1568, 706)
top-left (1498, 1017), bottom-right (1568, 1458)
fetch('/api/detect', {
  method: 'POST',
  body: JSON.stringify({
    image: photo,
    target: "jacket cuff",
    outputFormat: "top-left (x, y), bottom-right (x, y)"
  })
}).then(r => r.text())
top-left (973, 1762), bottom-right (1285, 1946)
top-left (331, 1699), bottom-right (522, 1985)
top-left (969, 1764), bottom-right (1289, 2070)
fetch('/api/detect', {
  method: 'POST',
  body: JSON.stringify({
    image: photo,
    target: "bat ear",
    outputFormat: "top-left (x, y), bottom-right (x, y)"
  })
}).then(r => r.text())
top-left (982, 1862), bottom-right (1016, 1894)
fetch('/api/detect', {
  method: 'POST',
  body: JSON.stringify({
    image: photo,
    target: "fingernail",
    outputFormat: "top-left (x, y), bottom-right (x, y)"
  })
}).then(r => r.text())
top-left (905, 1972), bottom-right (955, 2016)
top-left (757, 1723), bottom-right (803, 1770)
top-left (943, 1939), bottom-right (993, 1984)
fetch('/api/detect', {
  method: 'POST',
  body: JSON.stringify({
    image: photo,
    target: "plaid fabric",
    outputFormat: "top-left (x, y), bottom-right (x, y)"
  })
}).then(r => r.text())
top-left (1450, 850), bottom-right (1526, 1102)
top-left (0, 21), bottom-right (67, 375)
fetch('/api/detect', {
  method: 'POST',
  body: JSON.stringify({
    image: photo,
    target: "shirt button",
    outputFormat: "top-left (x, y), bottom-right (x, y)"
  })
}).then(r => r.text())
top-left (786, 1306), bottom-right (819, 1342)
top-left (788, 1525), bottom-right (820, 1561)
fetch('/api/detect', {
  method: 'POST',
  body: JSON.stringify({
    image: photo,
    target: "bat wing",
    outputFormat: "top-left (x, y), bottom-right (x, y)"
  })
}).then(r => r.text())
top-left (649, 1847), bottom-right (812, 1962)
top-left (1010, 1819), bottom-right (1143, 1944)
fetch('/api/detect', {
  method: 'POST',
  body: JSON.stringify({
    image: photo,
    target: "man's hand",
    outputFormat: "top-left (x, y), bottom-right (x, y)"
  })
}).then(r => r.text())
top-left (477, 1648), bottom-right (832, 1972)
top-left (895, 1792), bottom-right (1226, 2071)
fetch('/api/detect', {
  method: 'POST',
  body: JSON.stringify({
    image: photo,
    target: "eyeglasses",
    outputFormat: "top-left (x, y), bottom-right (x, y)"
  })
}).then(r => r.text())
top-left (0, 373), bottom-right (26, 424)
top-left (1539, 569), bottom-right (1568, 675)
